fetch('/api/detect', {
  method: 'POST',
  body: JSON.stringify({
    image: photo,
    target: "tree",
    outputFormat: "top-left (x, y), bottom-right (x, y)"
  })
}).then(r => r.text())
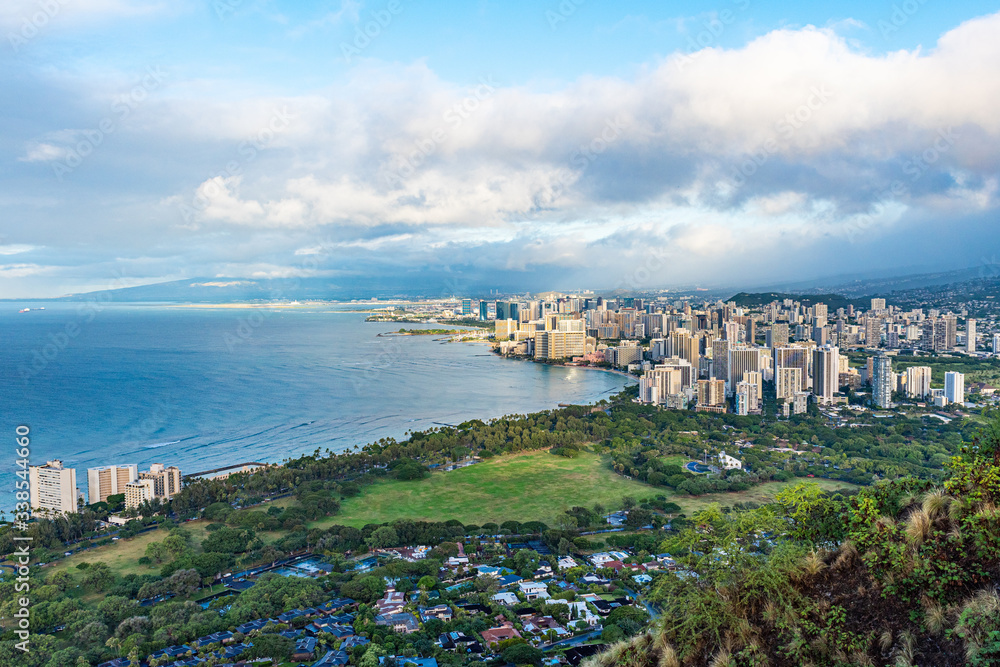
top-left (621, 496), bottom-right (637, 511)
top-left (501, 643), bottom-right (544, 666)
top-left (625, 508), bottom-right (653, 530)
top-left (366, 526), bottom-right (399, 549)
top-left (417, 575), bottom-right (437, 591)
top-left (243, 634), bottom-right (293, 662)
top-left (82, 562), bottom-right (114, 591)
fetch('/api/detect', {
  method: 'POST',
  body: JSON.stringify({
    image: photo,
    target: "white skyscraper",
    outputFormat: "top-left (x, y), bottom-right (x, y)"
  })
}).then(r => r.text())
top-left (994, 333), bottom-right (1000, 355)
top-left (945, 371), bottom-right (965, 404)
top-left (906, 366), bottom-right (933, 399)
top-left (967, 319), bottom-right (976, 353)
top-left (29, 460), bottom-right (78, 516)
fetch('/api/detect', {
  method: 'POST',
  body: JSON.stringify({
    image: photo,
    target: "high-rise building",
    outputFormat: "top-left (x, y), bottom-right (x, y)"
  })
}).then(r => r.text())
top-left (29, 460), bottom-right (78, 515)
top-left (812, 325), bottom-right (829, 346)
top-left (479, 300), bottom-right (489, 321)
top-left (776, 366), bottom-right (802, 400)
top-left (865, 317), bottom-right (883, 347)
top-left (813, 303), bottom-right (828, 321)
top-left (774, 346), bottom-right (810, 391)
top-left (711, 339), bottom-right (730, 383)
top-left (534, 329), bottom-right (586, 360)
top-left (966, 319), bottom-right (976, 353)
top-left (87, 464), bottom-right (138, 505)
top-left (640, 366), bottom-right (684, 405)
top-left (872, 353), bottom-right (893, 408)
top-left (994, 333), bottom-right (1000, 355)
top-left (722, 321), bottom-right (739, 342)
top-left (766, 323), bottom-right (789, 348)
top-left (138, 464), bottom-right (183, 501)
top-left (125, 479), bottom-right (156, 510)
top-left (728, 347), bottom-right (761, 396)
top-left (944, 371), bottom-right (965, 404)
top-left (697, 379), bottom-right (726, 407)
top-left (461, 299), bottom-right (472, 316)
top-left (871, 298), bottom-right (886, 312)
top-left (812, 345), bottom-right (839, 404)
top-left (943, 315), bottom-right (957, 349)
top-left (906, 366), bottom-right (933, 399)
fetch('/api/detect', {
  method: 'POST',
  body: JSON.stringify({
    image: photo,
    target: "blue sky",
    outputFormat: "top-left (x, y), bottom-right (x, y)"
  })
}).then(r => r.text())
top-left (2, 0), bottom-right (1000, 297)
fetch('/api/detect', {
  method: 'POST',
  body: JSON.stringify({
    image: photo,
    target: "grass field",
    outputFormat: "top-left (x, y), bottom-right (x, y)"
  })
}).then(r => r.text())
top-left (313, 451), bottom-right (860, 527)
top-left (319, 450), bottom-right (657, 528)
top-left (44, 519), bottom-right (218, 579)
top-left (674, 478), bottom-right (859, 513)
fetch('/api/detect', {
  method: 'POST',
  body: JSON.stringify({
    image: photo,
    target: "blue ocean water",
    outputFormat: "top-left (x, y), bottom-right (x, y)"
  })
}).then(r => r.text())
top-left (0, 303), bottom-right (632, 510)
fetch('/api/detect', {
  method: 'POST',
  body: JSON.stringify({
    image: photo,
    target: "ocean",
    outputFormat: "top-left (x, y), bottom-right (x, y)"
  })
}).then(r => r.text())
top-left (0, 303), bottom-right (632, 510)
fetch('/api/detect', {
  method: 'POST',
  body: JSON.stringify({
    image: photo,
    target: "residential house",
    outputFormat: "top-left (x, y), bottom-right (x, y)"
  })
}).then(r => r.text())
top-left (419, 604), bottom-right (453, 622)
top-left (312, 649), bottom-right (350, 666)
top-left (375, 612), bottom-right (420, 634)
top-left (491, 591), bottom-right (519, 606)
top-left (481, 622), bottom-right (522, 646)
top-left (557, 556), bottom-right (578, 569)
top-left (518, 580), bottom-right (550, 601)
top-left (293, 637), bottom-right (318, 661)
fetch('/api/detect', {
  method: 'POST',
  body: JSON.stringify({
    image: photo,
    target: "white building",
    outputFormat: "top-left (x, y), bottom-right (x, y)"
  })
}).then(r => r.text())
top-left (124, 478), bottom-right (156, 510)
top-left (29, 460), bottom-right (78, 515)
top-left (906, 366), bottom-right (933, 399)
top-left (718, 450), bottom-right (742, 470)
top-left (944, 371), bottom-right (965, 404)
top-left (967, 319), bottom-right (976, 353)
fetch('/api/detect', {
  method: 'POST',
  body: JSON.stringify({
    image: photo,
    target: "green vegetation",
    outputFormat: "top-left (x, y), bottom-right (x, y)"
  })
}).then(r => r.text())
top-left (326, 450), bottom-right (654, 527)
top-left (586, 414), bottom-right (1000, 667)
top-left (727, 292), bottom-right (858, 311)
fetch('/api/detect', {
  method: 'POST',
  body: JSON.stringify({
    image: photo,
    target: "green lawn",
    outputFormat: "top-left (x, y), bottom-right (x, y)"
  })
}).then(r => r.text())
top-left (312, 450), bottom-right (861, 527)
top-left (319, 450), bottom-right (658, 528)
top-left (44, 519), bottom-right (217, 579)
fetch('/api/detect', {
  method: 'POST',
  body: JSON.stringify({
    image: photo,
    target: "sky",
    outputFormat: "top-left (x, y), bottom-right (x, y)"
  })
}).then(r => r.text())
top-left (2, 0), bottom-right (1000, 298)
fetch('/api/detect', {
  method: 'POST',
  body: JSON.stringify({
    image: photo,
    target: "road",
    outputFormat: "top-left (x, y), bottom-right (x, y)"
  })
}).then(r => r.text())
top-left (543, 629), bottom-right (603, 651)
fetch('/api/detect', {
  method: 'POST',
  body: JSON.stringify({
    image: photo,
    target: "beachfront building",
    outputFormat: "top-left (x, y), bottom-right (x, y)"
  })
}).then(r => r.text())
top-left (139, 463), bottom-right (183, 500)
top-left (87, 464), bottom-right (138, 504)
top-left (125, 478), bottom-right (156, 510)
top-left (29, 460), bottom-right (78, 515)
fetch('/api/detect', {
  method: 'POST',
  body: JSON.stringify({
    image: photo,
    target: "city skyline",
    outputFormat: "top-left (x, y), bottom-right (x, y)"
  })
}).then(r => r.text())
top-left (2, 2), bottom-right (1000, 297)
